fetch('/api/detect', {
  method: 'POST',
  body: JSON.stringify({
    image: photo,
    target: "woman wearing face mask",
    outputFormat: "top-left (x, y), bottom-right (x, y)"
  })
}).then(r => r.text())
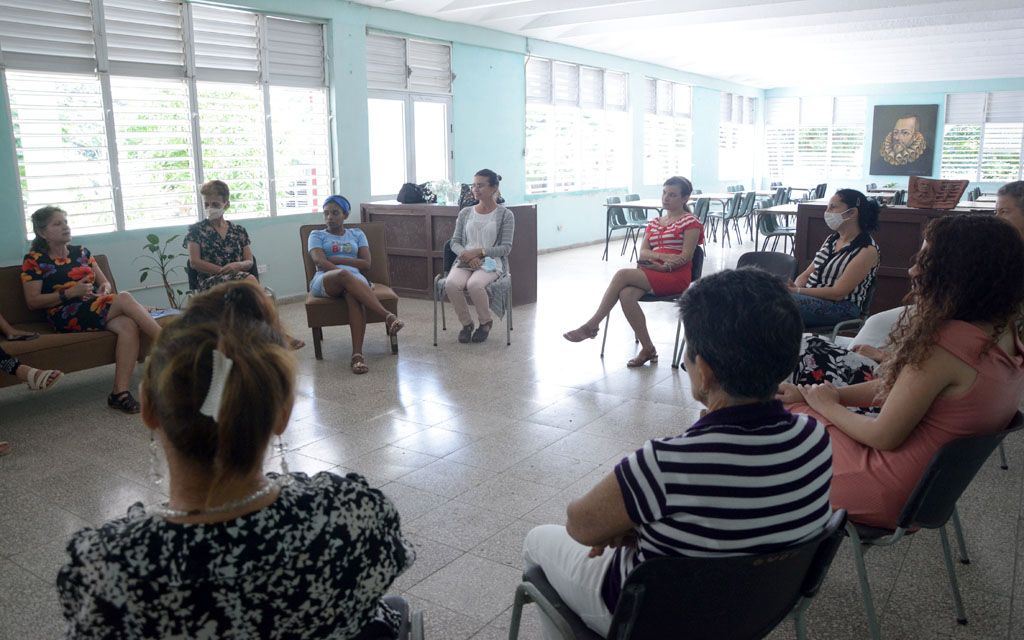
top-left (789, 189), bottom-right (880, 327)
top-left (184, 180), bottom-right (257, 292)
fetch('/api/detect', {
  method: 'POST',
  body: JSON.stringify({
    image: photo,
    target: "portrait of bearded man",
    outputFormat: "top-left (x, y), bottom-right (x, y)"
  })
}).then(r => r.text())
top-left (869, 105), bottom-right (938, 176)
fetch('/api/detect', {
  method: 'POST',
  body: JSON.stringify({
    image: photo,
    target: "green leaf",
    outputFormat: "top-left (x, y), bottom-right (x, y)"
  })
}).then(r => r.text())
top-left (140, 271), bottom-right (149, 282)
top-left (146, 245), bottom-right (156, 253)
top-left (146, 234), bottom-right (159, 244)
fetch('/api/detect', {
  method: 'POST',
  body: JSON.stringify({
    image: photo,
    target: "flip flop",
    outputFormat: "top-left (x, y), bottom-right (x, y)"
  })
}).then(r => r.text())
top-left (385, 314), bottom-right (404, 336)
top-left (288, 336), bottom-right (306, 350)
top-left (350, 353), bottom-right (369, 374)
top-left (26, 368), bottom-right (63, 391)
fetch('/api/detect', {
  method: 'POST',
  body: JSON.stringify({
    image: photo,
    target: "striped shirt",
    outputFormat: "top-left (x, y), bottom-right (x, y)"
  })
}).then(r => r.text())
top-left (644, 213), bottom-right (704, 253)
top-left (806, 232), bottom-right (879, 310)
top-left (604, 401), bottom-right (832, 611)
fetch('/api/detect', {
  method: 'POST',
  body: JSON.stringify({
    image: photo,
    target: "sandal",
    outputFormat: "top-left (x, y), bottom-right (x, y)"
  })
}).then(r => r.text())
top-left (350, 353), bottom-right (369, 375)
top-left (627, 349), bottom-right (659, 368)
top-left (287, 335), bottom-right (306, 350)
top-left (385, 314), bottom-right (404, 336)
top-left (26, 367), bottom-right (63, 391)
top-left (108, 390), bottom-right (141, 414)
top-left (563, 325), bottom-right (599, 343)
top-left (471, 321), bottom-right (493, 343)
top-left (0, 441), bottom-right (11, 457)
top-left (458, 323), bottom-right (474, 343)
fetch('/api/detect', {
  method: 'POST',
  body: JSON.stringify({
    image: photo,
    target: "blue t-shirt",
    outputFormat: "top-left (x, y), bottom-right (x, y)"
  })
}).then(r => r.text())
top-left (308, 228), bottom-right (368, 278)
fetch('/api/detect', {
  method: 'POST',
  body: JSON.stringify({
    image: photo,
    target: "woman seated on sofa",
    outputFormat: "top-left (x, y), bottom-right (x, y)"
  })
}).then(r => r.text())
top-left (563, 176), bottom-right (703, 367)
top-left (57, 280), bottom-right (414, 638)
top-left (21, 206), bottom-right (160, 413)
top-left (308, 194), bottom-right (403, 374)
top-left (526, 267), bottom-right (832, 639)
top-left (790, 189), bottom-right (880, 328)
top-left (780, 214), bottom-right (1024, 529)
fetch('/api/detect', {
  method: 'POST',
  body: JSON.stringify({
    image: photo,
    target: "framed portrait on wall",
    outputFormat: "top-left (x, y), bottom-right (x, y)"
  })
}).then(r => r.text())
top-left (868, 104), bottom-right (939, 176)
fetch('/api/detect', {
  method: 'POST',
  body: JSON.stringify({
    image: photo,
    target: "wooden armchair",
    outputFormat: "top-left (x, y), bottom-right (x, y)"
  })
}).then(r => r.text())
top-left (299, 223), bottom-right (399, 360)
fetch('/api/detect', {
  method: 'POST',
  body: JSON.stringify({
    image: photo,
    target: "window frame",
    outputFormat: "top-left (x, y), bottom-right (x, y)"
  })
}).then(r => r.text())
top-left (764, 95), bottom-right (866, 183)
top-left (941, 92), bottom-right (1024, 182)
top-left (642, 77), bottom-right (692, 186)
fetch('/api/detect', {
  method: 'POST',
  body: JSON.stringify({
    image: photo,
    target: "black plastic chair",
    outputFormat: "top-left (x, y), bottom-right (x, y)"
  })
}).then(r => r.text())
top-left (737, 251), bottom-right (798, 281)
top-left (599, 246), bottom-right (704, 368)
top-left (891, 189), bottom-right (907, 205)
top-left (846, 411), bottom-right (1023, 640)
top-left (433, 239), bottom-right (512, 346)
top-left (508, 509), bottom-right (848, 640)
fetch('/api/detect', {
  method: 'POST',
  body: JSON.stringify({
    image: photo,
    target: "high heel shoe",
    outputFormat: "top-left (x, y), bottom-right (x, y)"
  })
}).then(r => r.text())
top-left (563, 325), bottom-right (598, 342)
top-left (626, 349), bottom-right (658, 368)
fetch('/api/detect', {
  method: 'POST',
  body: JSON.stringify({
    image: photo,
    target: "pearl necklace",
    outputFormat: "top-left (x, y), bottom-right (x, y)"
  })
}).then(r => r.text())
top-left (150, 478), bottom-right (280, 519)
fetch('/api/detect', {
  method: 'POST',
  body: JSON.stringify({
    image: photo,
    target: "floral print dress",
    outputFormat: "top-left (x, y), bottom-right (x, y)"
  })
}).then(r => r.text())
top-left (183, 219), bottom-right (253, 291)
top-left (21, 246), bottom-right (114, 332)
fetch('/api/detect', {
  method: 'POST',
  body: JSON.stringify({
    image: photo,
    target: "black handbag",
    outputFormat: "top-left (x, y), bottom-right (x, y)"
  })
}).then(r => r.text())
top-left (396, 182), bottom-right (437, 204)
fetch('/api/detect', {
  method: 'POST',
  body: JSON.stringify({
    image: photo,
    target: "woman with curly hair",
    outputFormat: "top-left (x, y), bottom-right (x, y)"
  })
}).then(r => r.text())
top-left (779, 214), bottom-right (1024, 528)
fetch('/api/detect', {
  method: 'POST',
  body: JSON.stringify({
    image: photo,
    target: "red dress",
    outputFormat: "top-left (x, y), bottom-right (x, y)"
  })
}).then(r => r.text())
top-left (791, 321), bottom-right (1024, 528)
top-left (640, 213), bottom-right (704, 296)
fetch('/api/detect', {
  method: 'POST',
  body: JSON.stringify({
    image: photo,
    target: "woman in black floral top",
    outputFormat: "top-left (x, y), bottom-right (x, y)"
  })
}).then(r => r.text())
top-left (58, 280), bottom-right (414, 639)
top-left (21, 206), bottom-right (161, 413)
top-left (183, 180), bottom-right (256, 292)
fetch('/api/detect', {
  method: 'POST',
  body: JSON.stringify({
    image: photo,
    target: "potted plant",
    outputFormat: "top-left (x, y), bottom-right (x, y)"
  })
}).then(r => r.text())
top-left (136, 234), bottom-right (190, 309)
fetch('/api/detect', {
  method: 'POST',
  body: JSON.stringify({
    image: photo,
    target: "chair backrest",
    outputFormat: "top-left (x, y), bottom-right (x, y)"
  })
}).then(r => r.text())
top-left (815, 183), bottom-right (828, 199)
top-left (725, 192), bottom-right (743, 219)
top-left (773, 187), bottom-right (786, 206)
top-left (738, 251), bottom-right (798, 280)
top-left (299, 223), bottom-right (391, 291)
top-left (605, 510), bottom-right (847, 640)
top-left (442, 239), bottom-right (458, 275)
top-left (740, 190), bottom-right (757, 216)
top-left (965, 190), bottom-right (977, 201)
top-left (737, 185), bottom-right (745, 192)
top-left (693, 189), bottom-right (702, 195)
top-left (898, 412), bottom-right (1023, 530)
top-left (606, 196), bottom-right (627, 226)
top-left (690, 245), bottom-right (705, 280)
top-left (624, 194), bottom-right (646, 222)
top-left (694, 198), bottom-right (710, 225)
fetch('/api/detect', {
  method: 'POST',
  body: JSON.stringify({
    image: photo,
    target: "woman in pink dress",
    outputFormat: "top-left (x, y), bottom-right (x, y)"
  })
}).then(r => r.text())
top-left (779, 214), bottom-right (1024, 528)
top-left (563, 176), bottom-right (704, 367)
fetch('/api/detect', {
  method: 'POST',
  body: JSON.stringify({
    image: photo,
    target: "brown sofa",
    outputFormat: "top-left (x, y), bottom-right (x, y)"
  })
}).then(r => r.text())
top-left (0, 255), bottom-right (161, 388)
top-left (299, 223), bottom-right (399, 360)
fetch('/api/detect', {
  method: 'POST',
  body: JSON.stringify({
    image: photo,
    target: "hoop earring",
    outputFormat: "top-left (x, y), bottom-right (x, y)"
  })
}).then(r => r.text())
top-left (148, 432), bottom-right (163, 486)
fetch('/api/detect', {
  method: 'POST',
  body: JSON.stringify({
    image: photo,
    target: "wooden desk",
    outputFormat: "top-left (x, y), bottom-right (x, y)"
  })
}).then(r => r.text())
top-left (794, 203), bottom-right (979, 314)
top-left (360, 202), bottom-right (538, 305)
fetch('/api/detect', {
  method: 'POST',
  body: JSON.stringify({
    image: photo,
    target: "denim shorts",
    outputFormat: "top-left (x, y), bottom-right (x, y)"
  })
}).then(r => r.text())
top-left (310, 269), bottom-right (371, 298)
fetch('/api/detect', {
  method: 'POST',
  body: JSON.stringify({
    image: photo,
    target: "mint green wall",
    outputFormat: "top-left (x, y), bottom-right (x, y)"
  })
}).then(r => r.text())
top-left (765, 78), bottom-right (1024, 193)
top-left (0, 0), bottom-right (764, 303)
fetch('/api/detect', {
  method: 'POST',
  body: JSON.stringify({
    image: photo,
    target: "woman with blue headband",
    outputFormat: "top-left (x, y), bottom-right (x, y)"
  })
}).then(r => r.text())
top-left (307, 195), bottom-right (404, 374)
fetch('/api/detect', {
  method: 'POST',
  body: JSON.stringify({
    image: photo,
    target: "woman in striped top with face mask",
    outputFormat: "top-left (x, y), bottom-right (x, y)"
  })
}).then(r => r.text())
top-left (790, 189), bottom-right (880, 327)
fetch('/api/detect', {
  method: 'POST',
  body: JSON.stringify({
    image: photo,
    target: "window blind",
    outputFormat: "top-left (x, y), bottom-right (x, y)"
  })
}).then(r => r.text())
top-left (526, 58), bottom-right (552, 104)
top-left (945, 93), bottom-right (986, 124)
top-left (552, 62), bottom-right (578, 106)
top-left (0, 0), bottom-right (97, 73)
top-left (605, 71), bottom-right (626, 111)
top-left (366, 33), bottom-right (407, 90)
top-left (103, 0), bottom-right (184, 78)
top-left (191, 4), bottom-right (259, 83)
top-left (942, 91), bottom-right (1024, 180)
top-left (673, 83), bottom-right (691, 117)
top-left (580, 66), bottom-right (603, 109)
top-left (266, 16), bottom-right (325, 88)
top-left (407, 39), bottom-right (450, 94)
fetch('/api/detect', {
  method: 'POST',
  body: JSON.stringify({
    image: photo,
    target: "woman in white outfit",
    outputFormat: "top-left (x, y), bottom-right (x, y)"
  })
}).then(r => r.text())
top-left (444, 169), bottom-right (514, 343)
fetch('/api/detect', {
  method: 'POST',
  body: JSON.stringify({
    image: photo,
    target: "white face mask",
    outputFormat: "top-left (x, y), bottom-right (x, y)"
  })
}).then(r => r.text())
top-left (824, 207), bottom-right (852, 231)
top-left (206, 207), bottom-right (224, 220)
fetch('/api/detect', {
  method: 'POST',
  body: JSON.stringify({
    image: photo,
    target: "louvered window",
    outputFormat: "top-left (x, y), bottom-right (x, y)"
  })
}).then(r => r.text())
top-left (718, 92), bottom-right (757, 180)
top-left (941, 92), bottom-right (1024, 181)
top-left (1, 0), bottom-right (333, 233)
top-left (525, 57), bottom-right (630, 195)
top-left (365, 32), bottom-right (452, 197)
top-left (764, 96), bottom-right (865, 182)
top-left (643, 78), bottom-right (691, 185)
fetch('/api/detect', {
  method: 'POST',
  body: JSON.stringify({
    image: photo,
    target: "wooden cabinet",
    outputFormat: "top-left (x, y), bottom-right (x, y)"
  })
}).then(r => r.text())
top-left (794, 203), bottom-right (976, 313)
top-left (360, 202), bottom-right (538, 305)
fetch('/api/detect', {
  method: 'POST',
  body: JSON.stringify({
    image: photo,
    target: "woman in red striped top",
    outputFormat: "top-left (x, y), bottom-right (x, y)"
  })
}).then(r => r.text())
top-left (564, 176), bottom-right (704, 367)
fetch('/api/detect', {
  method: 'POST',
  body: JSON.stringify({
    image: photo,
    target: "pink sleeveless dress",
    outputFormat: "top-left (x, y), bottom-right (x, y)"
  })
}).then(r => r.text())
top-left (792, 320), bottom-right (1024, 528)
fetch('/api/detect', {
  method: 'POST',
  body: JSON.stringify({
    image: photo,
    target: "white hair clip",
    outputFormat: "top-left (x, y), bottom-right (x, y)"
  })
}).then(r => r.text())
top-left (199, 349), bottom-right (234, 422)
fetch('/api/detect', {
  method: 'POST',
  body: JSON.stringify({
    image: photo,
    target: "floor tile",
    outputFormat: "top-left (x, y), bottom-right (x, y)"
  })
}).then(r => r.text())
top-left (407, 553), bottom-right (524, 623)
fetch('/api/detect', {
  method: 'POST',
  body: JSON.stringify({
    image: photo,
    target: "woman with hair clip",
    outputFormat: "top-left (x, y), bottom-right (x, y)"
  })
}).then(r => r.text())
top-left (308, 194), bottom-right (404, 373)
top-left (779, 214), bottom-right (1024, 528)
top-left (57, 280), bottom-right (414, 639)
top-left (563, 176), bottom-right (703, 367)
top-left (21, 206), bottom-right (161, 413)
top-left (445, 169), bottom-right (514, 343)
top-left (789, 189), bottom-right (880, 327)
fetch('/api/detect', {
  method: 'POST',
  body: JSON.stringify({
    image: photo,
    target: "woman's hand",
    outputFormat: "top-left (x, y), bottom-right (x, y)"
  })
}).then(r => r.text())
top-left (458, 249), bottom-right (483, 263)
top-left (776, 382), bottom-right (804, 404)
top-left (786, 281), bottom-right (799, 293)
top-left (851, 344), bottom-right (889, 363)
top-left (587, 532), bottom-right (637, 558)
top-left (68, 281), bottom-right (93, 300)
top-left (217, 262), bottom-right (241, 275)
top-left (799, 382), bottom-right (841, 414)
top-left (660, 253), bottom-right (687, 268)
top-left (467, 257), bottom-right (483, 269)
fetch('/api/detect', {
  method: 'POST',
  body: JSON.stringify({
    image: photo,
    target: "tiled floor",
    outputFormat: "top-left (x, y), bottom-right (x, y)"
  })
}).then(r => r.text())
top-left (2, 231), bottom-right (1023, 639)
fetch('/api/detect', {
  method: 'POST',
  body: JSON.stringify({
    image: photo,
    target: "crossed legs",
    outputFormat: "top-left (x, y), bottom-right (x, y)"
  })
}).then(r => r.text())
top-left (104, 291), bottom-right (161, 396)
top-left (564, 268), bottom-right (656, 357)
top-left (322, 270), bottom-right (402, 371)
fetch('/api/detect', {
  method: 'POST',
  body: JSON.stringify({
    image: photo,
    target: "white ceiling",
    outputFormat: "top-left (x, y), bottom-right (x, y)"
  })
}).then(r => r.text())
top-left (351, 0), bottom-right (1024, 89)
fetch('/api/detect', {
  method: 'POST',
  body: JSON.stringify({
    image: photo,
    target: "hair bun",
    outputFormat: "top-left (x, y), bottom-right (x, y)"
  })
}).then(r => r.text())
top-left (496, 174), bottom-right (502, 182)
